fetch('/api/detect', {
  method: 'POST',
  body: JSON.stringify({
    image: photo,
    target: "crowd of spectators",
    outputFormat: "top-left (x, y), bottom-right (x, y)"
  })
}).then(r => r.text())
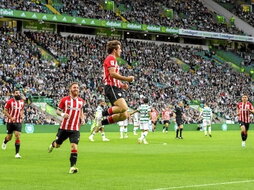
top-left (0, 97), bottom-right (56, 124)
top-left (59, 0), bottom-right (244, 35)
top-left (0, 0), bottom-right (47, 13)
top-left (1, 28), bottom-right (253, 124)
top-left (0, 0), bottom-right (246, 35)
top-left (118, 0), bottom-right (243, 34)
top-left (60, 0), bottom-right (121, 21)
top-left (216, 0), bottom-right (254, 27)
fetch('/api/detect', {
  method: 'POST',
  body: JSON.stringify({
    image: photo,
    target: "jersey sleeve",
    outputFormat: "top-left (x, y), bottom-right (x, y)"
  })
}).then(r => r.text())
top-left (237, 103), bottom-right (241, 109)
top-left (105, 56), bottom-right (117, 68)
top-left (22, 101), bottom-right (25, 109)
top-left (58, 98), bottom-right (65, 111)
top-left (250, 103), bottom-right (254, 110)
top-left (4, 100), bottom-right (11, 109)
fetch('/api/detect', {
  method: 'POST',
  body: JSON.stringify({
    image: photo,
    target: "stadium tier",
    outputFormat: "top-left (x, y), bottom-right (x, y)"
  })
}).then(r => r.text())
top-left (0, 0), bottom-right (248, 35)
top-left (0, 28), bottom-right (253, 124)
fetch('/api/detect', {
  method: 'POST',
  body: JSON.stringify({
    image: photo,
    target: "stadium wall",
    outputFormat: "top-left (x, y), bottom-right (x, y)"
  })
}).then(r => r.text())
top-left (0, 124), bottom-right (247, 134)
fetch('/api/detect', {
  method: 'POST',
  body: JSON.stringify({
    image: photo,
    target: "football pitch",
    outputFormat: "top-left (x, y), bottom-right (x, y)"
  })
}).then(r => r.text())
top-left (0, 130), bottom-right (254, 190)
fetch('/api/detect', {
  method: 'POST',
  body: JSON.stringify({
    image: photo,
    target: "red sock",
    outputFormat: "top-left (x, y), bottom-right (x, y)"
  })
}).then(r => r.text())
top-left (107, 116), bottom-right (114, 124)
top-left (108, 107), bottom-right (114, 115)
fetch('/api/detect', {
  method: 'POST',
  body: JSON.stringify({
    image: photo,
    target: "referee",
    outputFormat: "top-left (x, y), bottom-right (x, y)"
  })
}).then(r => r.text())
top-left (174, 102), bottom-right (185, 139)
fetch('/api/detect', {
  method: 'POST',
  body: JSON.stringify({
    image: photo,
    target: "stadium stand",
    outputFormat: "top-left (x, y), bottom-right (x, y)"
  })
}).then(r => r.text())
top-left (215, 0), bottom-right (254, 27)
top-left (0, 0), bottom-right (246, 35)
top-left (1, 26), bottom-right (253, 123)
top-left (0, 0), bottom-right (49, 13)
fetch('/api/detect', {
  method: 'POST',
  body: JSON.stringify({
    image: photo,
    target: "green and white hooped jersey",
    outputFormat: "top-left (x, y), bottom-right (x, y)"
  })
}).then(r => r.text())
top-left (90, 105), bottom-right (104, 131)
top-left (201, 107), bottom-right (212, 121)
top-left (95, 105), bottom-right (103, 117)
top-left (138, 104), bottom-right (151, 124)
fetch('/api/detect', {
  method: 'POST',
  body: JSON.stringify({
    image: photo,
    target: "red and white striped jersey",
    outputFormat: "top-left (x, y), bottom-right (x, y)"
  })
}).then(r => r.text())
top-left (162, 109), bottom-right (171, 120)
top-left (103, 55), bottom-right (122, 88)
top-left (237, 102), bottom-right (253, 123)
top-left (151, 110), bottom-right (159, 122)
top-left (4, 98), bottom-right (25, 123)
top-left (59, 96), bottom-right (85, 131)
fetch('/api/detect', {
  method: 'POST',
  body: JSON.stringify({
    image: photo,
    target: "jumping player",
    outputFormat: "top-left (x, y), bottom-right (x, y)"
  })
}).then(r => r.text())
top-left (96, 40), bottom-right (134, 127)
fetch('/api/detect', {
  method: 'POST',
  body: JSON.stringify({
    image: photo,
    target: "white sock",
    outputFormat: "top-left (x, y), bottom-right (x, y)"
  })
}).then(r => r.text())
top-left (133, 127), bottom-right (138, 132)
top-left (208, 127), bottom-right (211, 134)
top-left (204, 126), bottom-right (207, 135)
top-left (101, 132), bottom-right (105, 138)
top-left (140, 132), bottom-right (144, 140)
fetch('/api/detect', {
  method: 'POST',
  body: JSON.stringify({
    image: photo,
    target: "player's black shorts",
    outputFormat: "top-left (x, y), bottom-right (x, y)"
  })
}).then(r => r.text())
top-left (104, 85), bottom-right (125, 105)
top-left (152, 120), bottom-right (157, 125)
top-left (55, 129), bottom-right (80, 145)
top-left (6, 123), bottom-right (22, 134)
top-left (176, 119), bottom-right (184, 127)
top-left (239, 121), bottom-right (250, 131)
top-left (163, 120), bottom-right (170, 125)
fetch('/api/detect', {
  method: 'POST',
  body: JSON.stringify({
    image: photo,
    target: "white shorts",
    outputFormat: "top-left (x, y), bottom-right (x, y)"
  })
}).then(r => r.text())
top-left (140, 123), bottom-right (149, 130)
top-left (118, 120), bottom-right (128, 127)
top-left (203, 120), bottom-right (211, 127)
top-left (133, 121), bottom-right (140, 126)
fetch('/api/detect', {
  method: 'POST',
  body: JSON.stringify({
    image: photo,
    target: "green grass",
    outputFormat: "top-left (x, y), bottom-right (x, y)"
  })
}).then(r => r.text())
top-left (0, 130), bottom-right (254, 190)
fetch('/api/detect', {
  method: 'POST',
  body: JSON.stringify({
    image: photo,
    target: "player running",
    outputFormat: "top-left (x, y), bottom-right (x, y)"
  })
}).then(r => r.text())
top-left (1, 89), bottom-right (25, 158)
top-left (118, 119), bottom-right (128, 139)
top-left (150, 108), bottom-right (159, 132)
top-left (237, 95), bottom-right (254, 147)
top-left (137, 98), bottom-right (151, 144)
top-left (89, 99), bottom-right (110, 142)
top-left (162, 106), bottom-right (172, 133)
top-left (48, 82), bottom-right (85, 174)
top-left (132, 111), bottom-right (140, 135)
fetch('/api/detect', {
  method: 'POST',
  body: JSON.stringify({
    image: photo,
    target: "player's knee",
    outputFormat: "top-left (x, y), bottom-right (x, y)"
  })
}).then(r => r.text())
top-left (7, 135), bottom-right (13, 141)
top-left (71, 144), bottom-right (78, 150)
top-left (120, 112), bottom-right (128, 120)
top-left (119, 105), bottom-right (128, 113)
top-left (15, 134), bottom-right (20, 139)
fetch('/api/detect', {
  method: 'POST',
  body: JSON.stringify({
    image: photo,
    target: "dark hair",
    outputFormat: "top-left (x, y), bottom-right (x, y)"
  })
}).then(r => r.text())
top-left (69, 82), bottom-right (79, 89)
top-left (106, 40), bottom-right (121, 54)
top-left (13, 88), bottom-right (20, 93)
top-left (143, 98), bottom-right (149, 104)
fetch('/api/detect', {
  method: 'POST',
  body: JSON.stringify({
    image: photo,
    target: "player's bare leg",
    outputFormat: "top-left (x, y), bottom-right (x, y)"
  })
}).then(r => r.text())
top-left (99, 98), bottom-right (129, 126)
top-left (138, 129), bottom-right (149, 144)
top-left (48, 140), bottom-right (60, 153)
top-left (240, 125), bottom-right (247, 147)
top-left (2, 134), bottom-right (12, 150)
top-left (14, 131), bottom-right (21, 158)
top-left (69, 143), bottom-right (78, 174)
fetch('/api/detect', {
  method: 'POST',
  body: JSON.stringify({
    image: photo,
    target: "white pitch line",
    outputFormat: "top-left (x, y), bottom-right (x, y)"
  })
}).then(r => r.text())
top-left (152, 180), bottom-right (254, 190)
